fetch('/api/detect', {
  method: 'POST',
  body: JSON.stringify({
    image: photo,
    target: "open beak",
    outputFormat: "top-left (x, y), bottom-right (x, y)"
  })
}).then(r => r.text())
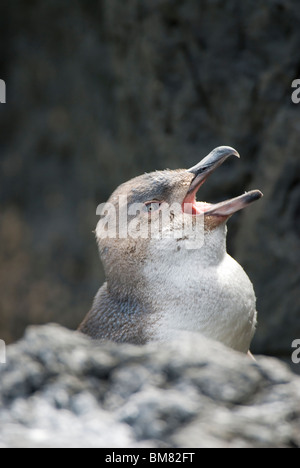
top-left (183, 146), bottom-right (263, 217)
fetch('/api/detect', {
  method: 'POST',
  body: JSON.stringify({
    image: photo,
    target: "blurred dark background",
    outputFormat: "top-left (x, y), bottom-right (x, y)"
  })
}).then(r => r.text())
top-left (0, 0), bottom-right (299, 362)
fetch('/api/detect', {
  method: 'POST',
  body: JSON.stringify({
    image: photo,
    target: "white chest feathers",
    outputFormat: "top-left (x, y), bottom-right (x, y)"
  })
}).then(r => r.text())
top-left (142, 227), bottom-right (257, 353)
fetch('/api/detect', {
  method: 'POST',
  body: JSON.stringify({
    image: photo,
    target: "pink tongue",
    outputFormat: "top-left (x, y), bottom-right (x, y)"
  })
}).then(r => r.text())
top-left (182, 201), bottom-right (212, 215)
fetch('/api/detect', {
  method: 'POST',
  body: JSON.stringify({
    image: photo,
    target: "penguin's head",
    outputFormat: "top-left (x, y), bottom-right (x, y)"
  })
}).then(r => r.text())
top-left (96, 147), bottom-right (262, 297)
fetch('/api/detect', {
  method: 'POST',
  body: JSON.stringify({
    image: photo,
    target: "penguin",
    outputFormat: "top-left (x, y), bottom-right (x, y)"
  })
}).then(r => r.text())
top-left (78, 147), bottom-right (263, 354)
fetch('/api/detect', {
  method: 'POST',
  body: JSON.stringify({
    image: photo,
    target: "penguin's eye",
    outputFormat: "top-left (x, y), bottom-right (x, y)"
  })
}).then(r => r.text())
top-left (144, 201), bottom-right (162, 213)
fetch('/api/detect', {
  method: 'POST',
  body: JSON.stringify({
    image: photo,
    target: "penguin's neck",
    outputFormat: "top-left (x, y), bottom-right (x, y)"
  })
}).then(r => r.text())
top-left (199, 223), bottom-right (228, 266)
top-left (141, 222), bottom-right (228, 303)
top-left (139, 221), bottom-right (256, 351)
top-left (106, 223), bottom-right (229, 312)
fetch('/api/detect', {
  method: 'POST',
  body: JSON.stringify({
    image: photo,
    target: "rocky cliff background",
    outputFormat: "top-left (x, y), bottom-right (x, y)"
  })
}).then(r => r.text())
top-left (0, 0), bottom-right (300, 362)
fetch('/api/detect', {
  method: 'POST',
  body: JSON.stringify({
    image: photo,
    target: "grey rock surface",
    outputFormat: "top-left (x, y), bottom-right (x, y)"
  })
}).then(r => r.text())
top-left (0, 0), bottom-right (299, 359)
top-left (0, 324), bottom-right (300, 448)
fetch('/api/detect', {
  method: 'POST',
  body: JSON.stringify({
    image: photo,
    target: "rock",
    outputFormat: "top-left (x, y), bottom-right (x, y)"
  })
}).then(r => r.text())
top-left (0, 324), bottom-right (300, 448)
top-left (0, 0), bottom-right (299, 361)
